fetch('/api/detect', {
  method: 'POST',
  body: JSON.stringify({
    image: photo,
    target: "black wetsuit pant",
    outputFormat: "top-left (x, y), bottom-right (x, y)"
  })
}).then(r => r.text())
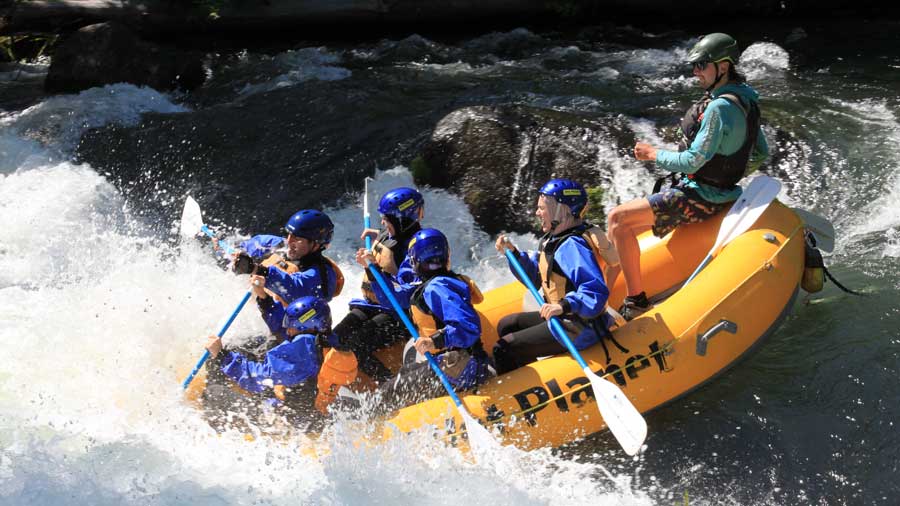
top-left (492, 311), bottom-right (567, 374)
top-left (333, 306), bottom-right (409, 383)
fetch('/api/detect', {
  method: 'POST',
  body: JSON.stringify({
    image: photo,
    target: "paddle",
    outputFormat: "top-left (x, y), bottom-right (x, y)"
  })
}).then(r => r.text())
top-left (792, 208), bottom-right (835, 252)
top-left (363, 176), bottom-right (374, 250)
top-left (181, 292), bottom-right (253, 389)
top-left (180, 195), bottom-right (236, 256)
top-left (683, 175), bottom-right (782, 286)
top-left (361, 179), bottom-right (500, 457)
top-left (179, 196), bottom-right (252, 389)
top-left (504, 250), bottom-right (647, 456)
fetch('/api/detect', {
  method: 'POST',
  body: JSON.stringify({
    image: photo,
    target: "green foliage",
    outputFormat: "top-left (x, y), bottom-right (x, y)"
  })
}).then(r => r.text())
top-left (0, 37), bottom-right (13, 62)
top-left (0, 34), bottom-right (58, 63)
top-left (583, 185), bottom-right (606, 225)
top-left (410, 155), bottom-right (432, 185)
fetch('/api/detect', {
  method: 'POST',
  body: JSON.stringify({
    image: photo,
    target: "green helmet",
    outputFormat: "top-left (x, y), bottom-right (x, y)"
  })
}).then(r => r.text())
top-left (686, 33), bottom-right (740, 64)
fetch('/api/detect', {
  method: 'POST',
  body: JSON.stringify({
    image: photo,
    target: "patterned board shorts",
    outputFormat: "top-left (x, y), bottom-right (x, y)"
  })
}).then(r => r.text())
top-left (648, 186), bottom-right (728, 238)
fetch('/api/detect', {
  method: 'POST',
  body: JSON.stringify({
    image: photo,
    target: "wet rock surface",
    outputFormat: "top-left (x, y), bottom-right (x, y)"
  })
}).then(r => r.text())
top-left (45, 22), bottom-right (204, 94)
top-left (418, 105), bottom-right (635, 234)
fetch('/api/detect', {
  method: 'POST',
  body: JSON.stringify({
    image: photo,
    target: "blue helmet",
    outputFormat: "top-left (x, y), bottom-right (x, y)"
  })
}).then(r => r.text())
top-left (539, 178), bottom-right (588, 218)
top-left (407, 228), bottom-right (449, 273)
top-left (378, 187), bottom-right (424, 223)
top-left (284, 209), bottom-right (334, 247)
top-left (283, 296), bottom-right (332, 334)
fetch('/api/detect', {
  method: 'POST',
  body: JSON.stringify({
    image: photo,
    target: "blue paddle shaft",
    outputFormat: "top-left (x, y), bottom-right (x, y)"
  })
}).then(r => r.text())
top-left (366, 263), bottom-right (465, 407)
top-left (200, 224), bottom-right (235, 256)
top-left (362, 185), bottom-right (464, 407)
top-left (504, 249), bottom-right (589, 370)
top-left (182, 290), bottom-right (253, 389)
top-left (684, 254), bottom-right (712, 285)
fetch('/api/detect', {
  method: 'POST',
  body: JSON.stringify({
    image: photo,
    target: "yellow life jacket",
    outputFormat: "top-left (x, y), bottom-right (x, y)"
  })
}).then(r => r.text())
top-left (361, 231), bottom-right (402, 302)
top-left (410, 273), bottom-right (484, 350)
top-left (537, 224), bottom-right (615, 305)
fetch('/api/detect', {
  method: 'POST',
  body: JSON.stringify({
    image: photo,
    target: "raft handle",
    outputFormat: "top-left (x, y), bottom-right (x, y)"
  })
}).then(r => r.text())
top-left (696, 319), bottom-right (738, 356)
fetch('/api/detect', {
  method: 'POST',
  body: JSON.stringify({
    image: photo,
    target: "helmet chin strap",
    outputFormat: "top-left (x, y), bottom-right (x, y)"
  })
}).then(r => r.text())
top-left (547, 197), bottom-right (572, 234)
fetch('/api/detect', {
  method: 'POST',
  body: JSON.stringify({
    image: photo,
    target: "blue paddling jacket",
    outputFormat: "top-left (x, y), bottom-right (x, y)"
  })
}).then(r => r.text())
top-left (506, 225), bottom-right (611, 350)
top-left (240, 234), bottom-right (341, 303)
top-left (372, 270), bottom-right (491, 390)
top-left (219, 332), bottom-right (320, 394)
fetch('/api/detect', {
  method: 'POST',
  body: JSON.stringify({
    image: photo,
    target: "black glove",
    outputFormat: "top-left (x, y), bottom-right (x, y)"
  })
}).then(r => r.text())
top-left (428, 329), bottom-right (446, 350)
top-left (233, 252), bottom-right (257, 275)
top-left (316, 333), bottom-right (346, 351)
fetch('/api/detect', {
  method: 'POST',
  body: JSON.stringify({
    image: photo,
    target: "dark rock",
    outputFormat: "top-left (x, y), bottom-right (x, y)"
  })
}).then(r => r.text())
top-left (45, 22), bottom-right (204, 94)
top-left (417, 105), bottom-right (635, 234)
top-left (75, 76), bottom-right (451, 236)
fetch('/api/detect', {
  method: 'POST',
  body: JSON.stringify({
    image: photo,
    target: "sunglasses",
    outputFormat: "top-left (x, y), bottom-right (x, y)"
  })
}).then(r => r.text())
top-left (691, 61), bottom-right (711, 71)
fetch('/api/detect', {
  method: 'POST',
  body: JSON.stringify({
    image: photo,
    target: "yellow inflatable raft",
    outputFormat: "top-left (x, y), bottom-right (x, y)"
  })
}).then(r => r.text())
top-left (380, 200), bottom-right (805, 450)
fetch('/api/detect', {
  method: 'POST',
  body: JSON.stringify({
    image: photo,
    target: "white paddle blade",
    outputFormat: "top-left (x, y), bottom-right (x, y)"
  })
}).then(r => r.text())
top-left (459, 407), bottom-right (502, 460)
top-left (713, 175), bottom-right (782, 254)
top-left (686, 175), bottom-right (783, 286)
top-left (179, 196), bottom-right (204, 239)
top-left (793, 208), bottom-right (835, 252)
top-left (363, 176), bottom-right (374, 218)
top-left (585, 367), bottom-right (646, 456)
top-left (606, 306), bottom-right (627, 329)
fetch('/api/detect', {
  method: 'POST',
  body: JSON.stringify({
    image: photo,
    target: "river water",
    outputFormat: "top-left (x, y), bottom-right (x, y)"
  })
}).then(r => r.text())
top-left (1, 19), bottom-right (898, 506)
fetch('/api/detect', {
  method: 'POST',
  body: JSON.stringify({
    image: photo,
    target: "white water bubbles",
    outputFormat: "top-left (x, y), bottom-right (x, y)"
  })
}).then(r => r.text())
top-left (740, 42), bottom-right (791, 82)
top-left (0, 83), bottom-right (189, 163)
top-left (618, 43), bottom-right (696, 95)
top-left (610, 117), bottom-right (665, 204)
top-left (0, 162), bottom-right (127, 288)
top-left (832, 98), bottom-right (900, 257)
top-left (237, 47), bottom-right (351, 98)
top-left (314, 419), bottom-right (652, 506)
top-left (0, 197), bottom-right (307, 502)
top-left (0, 59), bottom-right (50, 85)
top-left (884, 228), bottom-right (900, 259)
top-left (620, 37), bottom-right (791, 96)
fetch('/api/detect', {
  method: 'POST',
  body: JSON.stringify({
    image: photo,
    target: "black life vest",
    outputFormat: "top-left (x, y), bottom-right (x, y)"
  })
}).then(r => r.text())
top-left (538, 223), bottom-right (615, 302)
top-left (677, 92), bottom-right (760, 190)
top-left (360, 224), bottom-right (420, 302)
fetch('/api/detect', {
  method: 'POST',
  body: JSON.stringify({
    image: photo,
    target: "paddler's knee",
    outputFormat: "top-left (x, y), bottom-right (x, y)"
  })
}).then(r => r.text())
top-left (315, 348), bottom-right (359, 415)
top-left (492, 338), bottom-right (518, 375)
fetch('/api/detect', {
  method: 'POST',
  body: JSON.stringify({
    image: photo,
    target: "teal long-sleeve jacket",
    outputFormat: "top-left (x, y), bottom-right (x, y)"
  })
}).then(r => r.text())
top-left (655, 82), bottom-right (769, 203)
